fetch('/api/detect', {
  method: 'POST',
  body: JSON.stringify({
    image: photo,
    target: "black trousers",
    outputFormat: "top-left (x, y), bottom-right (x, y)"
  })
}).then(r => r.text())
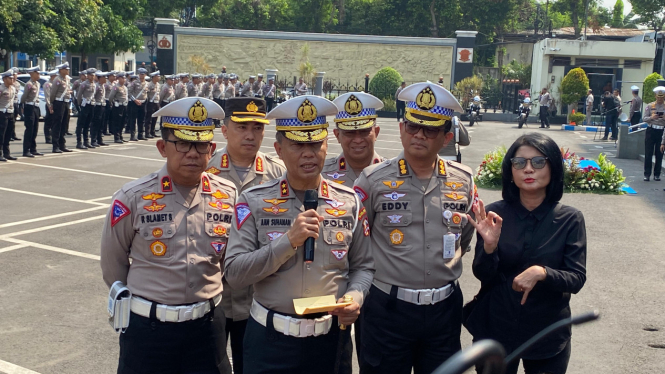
top-left (76, 104), bottom-right (94, 141)
top-left (604, 113), bottom-right (618, 138)
top-left (213, 99), bottom-right (224, 126)
top-left (90, 105), bottom-right (105, 143)
top-left (225, 318), bottom-right (247, 374)
top-left (110, 105), bottom-right (127, 136)
top-left (644, 126), bottom-right (664, 178)
top-left (265, 97), bottom-right (274, 113)
top-left (22, 104), bottom-right (40, 153)
top-left (127, 101), bottom-right (145, 136)
top-left (630, 112), bottom-right (642, 126)
top-left (44, 107), bottom-right (53, 142)
top-left (360, 283), bottom-right (463, 374)
top-left (539, 106), bottom-right (550, 127)
top-left (51, 101), bottom-right (70, 149)
top-left (477, 340), bottom-right (571, 374)
top-left (396, 101), bottom-right (406, 121)
top-left (118, 303), bottom-right (231, 374)
top-left (102, 100), bottom-right (111, 134)
top-left (144, 102), bottom-right (159, 136)
top-left (243, 314), bottom-right (350, 374)
top-left (0, 112), bottom-right (12, 156)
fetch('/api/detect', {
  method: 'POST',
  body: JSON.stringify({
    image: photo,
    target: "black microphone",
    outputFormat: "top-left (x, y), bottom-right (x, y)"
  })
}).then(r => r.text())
top-left (303, 189), bottom-right (318, 263)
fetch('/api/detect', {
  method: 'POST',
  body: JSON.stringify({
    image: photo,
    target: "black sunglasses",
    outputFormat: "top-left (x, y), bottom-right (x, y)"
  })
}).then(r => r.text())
top-left (510, 156), bottom-right (549, 170)
top-left (339, 128), bottom-right (373, 137)
top-left (165, 139), bottom-right (212, 154)
top-left (404, 122), bottom-right (441, 139)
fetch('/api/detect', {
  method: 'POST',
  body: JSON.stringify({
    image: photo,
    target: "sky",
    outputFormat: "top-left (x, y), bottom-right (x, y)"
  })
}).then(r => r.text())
top-left (601, 0), bottom-right (632, 15)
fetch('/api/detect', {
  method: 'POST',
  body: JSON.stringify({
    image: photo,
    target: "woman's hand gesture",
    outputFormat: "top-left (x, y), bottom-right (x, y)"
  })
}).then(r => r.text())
top-left (467, 199), bottom-right (503, 254)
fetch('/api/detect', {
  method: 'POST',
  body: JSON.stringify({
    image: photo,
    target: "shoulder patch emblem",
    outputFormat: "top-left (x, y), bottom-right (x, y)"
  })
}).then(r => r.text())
top-left (235, 203), bottom-right (251, 229)
top-left (354, 186), bottom-right (368, 202)
top-left (338, 157), bottom-right (347, 170)
top-left (358, 207), bottom-right (367, 219)
top-left (110, 200), bottom-right (131, 227)
top-left (362, 217), bottom-right (370, 236)
top-left (161, 176), bottom-right (172, 192)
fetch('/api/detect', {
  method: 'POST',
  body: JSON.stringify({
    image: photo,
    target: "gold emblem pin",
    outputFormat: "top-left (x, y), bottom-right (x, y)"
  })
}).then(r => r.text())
top-left (246, 101), bottom-right (258, 113)
top-left (344, 95), bottom-right (363, 115)
top-left (416, 87), bottom-right (436, 110)
top-left (188, 100), bottom-right (208, 123)
top-left (297, 99), bottom-right (318, 123)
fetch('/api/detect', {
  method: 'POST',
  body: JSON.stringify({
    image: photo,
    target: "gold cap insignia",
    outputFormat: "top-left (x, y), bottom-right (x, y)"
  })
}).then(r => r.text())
top-left (416, 87), bottom-right (436, 111)
top-left (344, 95), bottom-right (363, 115)
top-left (246, 101), bottom-right (258, 113)
top-left (188, 100), bottom-right (208, 123)
top-left (297, 99), bottom-right (318, 123)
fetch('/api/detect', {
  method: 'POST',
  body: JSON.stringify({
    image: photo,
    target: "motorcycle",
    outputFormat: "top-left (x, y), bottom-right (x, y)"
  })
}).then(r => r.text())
top-left (468, 104), bottom-right (481, 127)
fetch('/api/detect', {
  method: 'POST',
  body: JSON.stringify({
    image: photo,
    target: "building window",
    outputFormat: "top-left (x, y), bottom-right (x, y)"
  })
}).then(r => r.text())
top-left (576, 58), bottom-right (619, 67)
top-left (552, 57), bottom-right (571, 66)
top-left (624, 60), bottom-right (641, 69)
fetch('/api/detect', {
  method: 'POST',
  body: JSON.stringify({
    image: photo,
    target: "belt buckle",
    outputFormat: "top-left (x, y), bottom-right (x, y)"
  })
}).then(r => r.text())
top-left (419, 290), bottom-right (434, 305)
top-left (177, 305), bottom-right (193, 321)
top-left (299, 319), bottom-right (315, 337)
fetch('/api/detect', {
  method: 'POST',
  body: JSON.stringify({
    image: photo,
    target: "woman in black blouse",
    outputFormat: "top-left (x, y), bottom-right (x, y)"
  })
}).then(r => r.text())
top-left (466, 133), bottom-right (587, 374)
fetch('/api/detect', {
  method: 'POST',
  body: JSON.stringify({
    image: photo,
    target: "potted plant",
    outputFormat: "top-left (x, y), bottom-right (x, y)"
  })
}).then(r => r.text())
top-left (568, 112), bottom-right (586, 126)
top-left (560, 67), bottom-right (589, 116)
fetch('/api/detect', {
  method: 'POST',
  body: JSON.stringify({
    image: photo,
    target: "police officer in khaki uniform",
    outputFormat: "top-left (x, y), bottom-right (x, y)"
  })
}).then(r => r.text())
top-left (224, 75), bottom-right (235, 102)
top-left (188, 74), bottom-right (202, 98)
top-left (225, 95), bottom-right (374, 374)
top-left (646, 86), bottom-right (665, 182)
top-left (323, 92), bottom-right (386, 186)
top-left (354, 82), bottom-right (477, 374)
top-left (127, 68), bottom-right (149, 141)
top-left (205, 97), bottom-right (285, 374)
top-left (176, 73), bottom-right (190, 100)
top-left (19, 67), bottom-right (43, 157)
top-left (11, 68), bottom-right (21, 141)
top-left (159, 75), bottom-right (176, 131)
top-left (101, 97), bottom-right (234, 374)
top-left (90, 71), bottom-right (108, 148)
top-left (43, 70), bottom-right (58, 144)
top-left (108, 72), bottom-right (129, 143)
top-left (240, 76), bottom-right (254, 97)
top-left (102, 71), bottom-right (116, 136)
top-left (0, 70), bottom-right (17, 161)
top-left (50, 62), bottom-right (74, 153)
top-left (252, 74), bottom-right (265, 98)
top-left (75, 68), bottom-right (97, 149)
top-left (212, 74), bottom-right (226, 126)
top-left (200, 74), bottom-right (214, 100)
top-left (144, 71), bottom-right (161, 139)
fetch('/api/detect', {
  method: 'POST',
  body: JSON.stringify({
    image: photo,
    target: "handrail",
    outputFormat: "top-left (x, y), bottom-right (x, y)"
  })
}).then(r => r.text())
top-left (627, 122), bottom-right (647, 134)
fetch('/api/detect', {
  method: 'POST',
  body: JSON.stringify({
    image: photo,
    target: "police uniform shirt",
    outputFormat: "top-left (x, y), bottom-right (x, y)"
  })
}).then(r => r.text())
top-left (240, 82), bottom-right (253, 97)
top-left (187, 81), bottom-right (199, 98)
top-left (200, 82), bottom-right (212, 99)
top-left (160, 83), bottom-right (175, 104)
top-left (93, 81), bottom-right (105, 104)
top-left (72, 79), bottom-right (81, 98)
top-left (353, 152), bottom-right (476, 289)
top-left (212, 82), bottom-right (224, 100)
top-left (104, 81), bottom-right (114, 101)
top-left (629, 96), bottom-right (643, 118)
top-left (252, 80), bottom-right (264, 95)
top-left (19, 78), bottom-right (40, 104)
top-left (234, 81), bottom-right (242, 96)
top-left (321, 152), bottom-right (385, 186)
top-left (107, 84), bottom-right (128, 105)
top-left (50, 75), bottom-right (72, 103)
top-left (645, 101), bottom-right (665, 127)
top-left (12, 80), bottom-right (20, 103)
top-left (224, 176), bottom-right (375, 315)
top-left (147, 81), bottom-right (161, 103)
top-left (129, 79), bottom-right (148, 102)
top-left (224, 84), bottom-right (235, 99)
top-left (0, 83), bottom-right (16, 111)
top-left (262, 83), bottom-right (276, 99)
top-left (206, 148), bottom-right (286, 321)
top-left (101, 165), bottom-right (238, 305)
top-left (43, 81), bottom-right (52, 108)
top-left (175, 82), bottom-right (188, 100)
top-left (77, 79), bottom-right (96, 105)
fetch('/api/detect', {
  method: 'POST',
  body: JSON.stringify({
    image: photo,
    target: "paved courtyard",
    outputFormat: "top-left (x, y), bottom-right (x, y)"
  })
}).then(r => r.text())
top-left (0, 117), bottom-right (664, 373)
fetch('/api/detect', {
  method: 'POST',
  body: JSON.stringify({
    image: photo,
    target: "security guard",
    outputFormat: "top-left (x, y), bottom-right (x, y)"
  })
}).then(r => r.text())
top-left (323, 92), bottom-right (386, 186)
top-left (0, 70), bottom-right (17, 161)
top-left (354, 82), bottom-right (477, 374)
top-left (127, 67), bottom-right (149, 141)
top-left (144, 71), bottom-right (161, 139)
top-left (225, 95), bottom-right (374, 374)
top-left (90, 71), bottom-right (108, 147)
top-left (108, 72), bottom-right (129, 143)
top-left (646, 86), bottom-right (665, 182)
top-left (205, 97), bottom-right (285, 374)
top-left (19, 67), bottom-right (43, 157)
top-left (50, 62), bottom-right (74, 153)
top-left (43, 70), bottom-right (58, 144)
top-left (252, 74), bottom-right (265, 98)
top-left (102, 71), bottom-right (116, 136)
top-left (323, 91), bottom-right (385, 372)
top-left (101, 97), bottom-right (234, 374)
top-left (75, 68), bottom-right (96, 149)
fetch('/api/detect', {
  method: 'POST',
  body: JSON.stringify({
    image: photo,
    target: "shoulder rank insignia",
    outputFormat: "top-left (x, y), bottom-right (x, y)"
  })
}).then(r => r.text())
top-left (321, 181), bottom-right (329, 198)
top-left (212, 190), bottom-right (229, 199)
top-left (221, 154), bottom-right (229, 168)
top-left (201, 175), bottom-right (211, 192)
top-left (161, 176), bottom-right (172, 192)
top-left (382, 180), bottom-right (405, 189)
top-left (445, 192), bottom-right (465, 201)
top-left (354, 186), bottom-right (368, 202)
top-left (398, 159), bottom-right (408, 175)
top-left (205, 166), bottom-right (221, 175)
top-left (280, 180), bottom-right (289, 197)
top-left (255, 157), bottom-right (264, 172)
top-left (445, 181), bottom-right (464, 190)
top-left (339, 157), bottom-right (346, 170)
top-left (110, 200), bottom-right (131, 227)
top-left (235, 203), bottom-right (251, 229)
top-left (438, 159), bottom-right (446, 176)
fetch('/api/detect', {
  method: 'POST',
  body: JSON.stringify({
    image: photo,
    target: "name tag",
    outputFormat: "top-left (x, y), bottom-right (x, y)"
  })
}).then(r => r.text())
top-left (443, 233), bottom-right (455, 259)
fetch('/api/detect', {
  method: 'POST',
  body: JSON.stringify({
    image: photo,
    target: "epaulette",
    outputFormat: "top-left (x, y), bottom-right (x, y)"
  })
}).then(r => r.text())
top-left (446, 160), bottom-right (474, 176)
top-left (327, 179), bottom-right (355, 195)
top-left (243, 178), bottom-right (280, 195)
top-left (362, 158), bottom-right (393, 178)
top-left (323, 155), bottom-right (338, 167)
top-left (207, 173), bottom-right (238, 191)
top-left (122, 172), bottom-right (159, 193)
top-left (264, 153), bottom-right (286, 168)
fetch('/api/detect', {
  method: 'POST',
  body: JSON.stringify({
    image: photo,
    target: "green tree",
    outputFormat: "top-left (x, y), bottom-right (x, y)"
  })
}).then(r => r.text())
top-left (368, 67), bottom-right (403, 100)
top-left (611, 0), bottom-right (624, 27)
top-left (502, 60), bottom-right (531, 88)
top-left (197, 0), bottom-right (291, 30)
top-left (643, 72), bottom-right (664, 104)
top-left (631, 0), bottom-right (665, 32)
top-left (452, 75), bottom-right (483, 108)
top-left (560, 67), bottom-right (589, 110)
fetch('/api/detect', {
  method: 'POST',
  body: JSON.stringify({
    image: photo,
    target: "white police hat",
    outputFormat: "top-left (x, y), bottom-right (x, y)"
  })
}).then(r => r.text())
top-left (523, 97), bottom-right (531, 104)
top-left (398, 82), bottom-right (463, 127)
top-left (333, 92), bottom-right (383, 130)
top-left (48, 70), bottom-right (58, 76)
top-left (192, 73), bottom-right (202, 79)
top-left (115, 72), bottom-right (126, 78)
top-left (266, 95), bottom-right (337, 143)
top-left (56, 62), bottom-right (69, 70)
top-left (87, 68), bottom-right (97, 74)
top-left (631, 85), bottom-right (639, 91)
top-left (12, 67), bottom-right (19, 73)
top-left (249, 75), bottom-right (256, 79)
top-left (149, 71), bottom-right (160, 77)
top-left (26, 66), bottom-right (40, 73)
top-left (165, 75), bottom-right (175, 80)
top-left (258, 74), bottom-right (263, 78)
top-left (473, 96), bottom-right (481, 102)
top-left (654, 86), bottom-right (665, 97)
top-left (1, 70), bottom-right (13, 78)
top-left (95, 71), bottom-right (108, 77)
top-left (129, 74), bottom-right (138, 79)
top-left (137, 68), bottom-right (148, 74)
top-left (153, 97), bottom-right (225, 142)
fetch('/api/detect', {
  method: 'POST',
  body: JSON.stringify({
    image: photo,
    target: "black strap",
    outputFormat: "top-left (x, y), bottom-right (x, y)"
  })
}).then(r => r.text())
top-left (149, 301), bottom-right (157, 321)
top-left (207, 298), bottom-right (216, 321)
top-left (387, 285), bottom-right (398, 310)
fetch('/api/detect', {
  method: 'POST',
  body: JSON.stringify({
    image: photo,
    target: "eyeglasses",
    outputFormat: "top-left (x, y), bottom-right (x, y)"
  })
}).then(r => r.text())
top-left (404, 122), bottom-right (441, 139)
top-left (510, 156), bottom-right (549, 170)
top-left (339, 128), bottom-right (373, 137)
top-left (165, 140), bottom-right (212, 154)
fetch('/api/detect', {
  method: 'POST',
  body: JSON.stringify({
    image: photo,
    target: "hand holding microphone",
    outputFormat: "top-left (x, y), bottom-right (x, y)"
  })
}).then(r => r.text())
top-left (286, 190), bottom-right (322, 260)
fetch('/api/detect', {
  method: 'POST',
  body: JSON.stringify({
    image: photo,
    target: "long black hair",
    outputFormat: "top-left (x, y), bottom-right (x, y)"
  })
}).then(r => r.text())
top-left (501, 133), bottom-right (564, 203)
